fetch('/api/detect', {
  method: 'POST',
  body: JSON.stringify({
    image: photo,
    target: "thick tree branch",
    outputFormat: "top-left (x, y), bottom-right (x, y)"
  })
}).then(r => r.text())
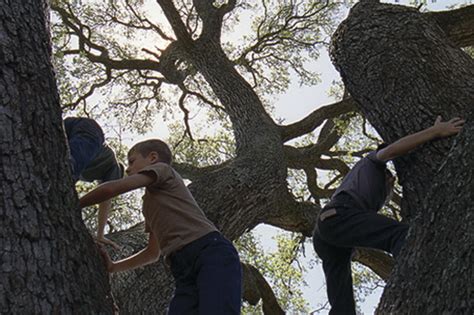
top-left (242, 263), bottom-right (285, 315)
top-left (353, 248), bottom-right (394, 281)
top-left (156, 0), bottom-right (193, 44)
top-left (280, 97), bottom-right (357, 142)
top-left (427, 5), bottom-right (474, 48)
top-left (192, 0), bottom-right (229, 42)
top-left (172, 161), bottom-right (230, 181)
top-left (284, 145), bottom-right (351, 175)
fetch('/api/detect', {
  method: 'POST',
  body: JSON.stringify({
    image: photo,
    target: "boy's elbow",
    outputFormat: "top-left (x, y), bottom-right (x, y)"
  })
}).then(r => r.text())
top-left (99, 182), bottom-right (119, 200)
top-left (148, 248), bottom-right (161, 263)
top-left (376, 147), bottom-right (394, 162)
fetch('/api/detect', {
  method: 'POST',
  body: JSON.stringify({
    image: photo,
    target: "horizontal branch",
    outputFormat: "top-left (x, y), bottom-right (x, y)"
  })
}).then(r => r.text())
top-left (172, 161), bottom-right (230, 181)
top-left (284, 145), bottom-right (350, 175)
top-left (264, 191), bottom-right (320, 236)
top-left (428, 5), bottom-right (474, 48)
top-left (353, 248), bottom-right (394, 281)
top-left (280, 97), bottom-right (357, 142)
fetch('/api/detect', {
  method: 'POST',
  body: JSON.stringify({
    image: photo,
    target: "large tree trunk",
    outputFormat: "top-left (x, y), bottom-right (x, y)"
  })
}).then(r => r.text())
top-left (331, 0), bottom-right (474, 313)
top-left (331, 0), bottom-right (473, 220)
top-left (0, 1), bottom-right (114, 312)
top-left (377, 99), bottom-right (474, 314)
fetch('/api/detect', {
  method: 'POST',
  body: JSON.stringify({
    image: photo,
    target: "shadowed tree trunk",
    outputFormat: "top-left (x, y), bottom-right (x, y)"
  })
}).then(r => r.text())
top-left (0, 1), bottom-right (114, 313)
top-left (331, 0), bottom-right (474, 313)
top-left (331, 0), bottom-right (473, 220)
top-left (377, 102), bottom-right (474, 314)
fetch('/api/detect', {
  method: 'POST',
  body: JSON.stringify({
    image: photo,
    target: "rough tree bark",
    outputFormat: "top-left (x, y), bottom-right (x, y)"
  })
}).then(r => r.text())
top-left (0, 1), bottom-right (114, 313)
top-left (331, 0), bottom-right (474, 220)
top-left (377, 93), bottom-right (474, 314)
top-left (331, 0), bottom-right (474, 313)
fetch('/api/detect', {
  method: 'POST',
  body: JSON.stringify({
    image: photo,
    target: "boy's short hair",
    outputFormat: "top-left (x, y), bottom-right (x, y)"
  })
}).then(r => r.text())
top-left (129, 139), bottom-right (173, 164)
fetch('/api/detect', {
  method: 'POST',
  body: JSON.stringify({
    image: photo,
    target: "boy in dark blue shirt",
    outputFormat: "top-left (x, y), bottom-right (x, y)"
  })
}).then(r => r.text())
top-left (313, 116), bottom-right (464, 315)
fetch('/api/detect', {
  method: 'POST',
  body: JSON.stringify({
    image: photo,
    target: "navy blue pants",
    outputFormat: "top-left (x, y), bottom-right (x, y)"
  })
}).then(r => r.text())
top-left (168, 232), bottom-right (242, 315)
top-left (313, 195), bottom-right (408, 315)
top-left (64, 118), bottom-right (104, 182)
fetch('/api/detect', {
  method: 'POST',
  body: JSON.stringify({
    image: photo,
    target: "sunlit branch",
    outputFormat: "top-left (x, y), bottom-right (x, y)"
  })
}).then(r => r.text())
top-left (52, 4), bottom-right (162, 72)
top-left (172, 161), bottom-right (230, 181)
top-left (280, 97), bottom-right (357, 142)
top-left (304, 168), bottom-right (334, 201)
top-left (61, 68), bottom-right (113, 110)
top-left (352, 248), bottom-right (394, 281)
top-left (178, 90), bottom-right (194, 141)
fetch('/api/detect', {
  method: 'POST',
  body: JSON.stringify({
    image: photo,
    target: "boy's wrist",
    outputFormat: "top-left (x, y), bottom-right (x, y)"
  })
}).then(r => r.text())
top-left (426, 126), bottom-right (440, 138)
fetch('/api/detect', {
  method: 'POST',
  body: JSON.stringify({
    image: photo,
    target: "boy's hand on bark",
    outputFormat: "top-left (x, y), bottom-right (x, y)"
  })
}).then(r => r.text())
top-left (432, 116), bottom-right (464, 137)
top-left (97, 244), bottom-right (115, 273)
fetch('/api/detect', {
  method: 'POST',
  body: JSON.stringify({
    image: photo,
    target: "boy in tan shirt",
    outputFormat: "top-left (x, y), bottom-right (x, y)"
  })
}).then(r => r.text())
top-left (80, 139), bottom-right (242, 314)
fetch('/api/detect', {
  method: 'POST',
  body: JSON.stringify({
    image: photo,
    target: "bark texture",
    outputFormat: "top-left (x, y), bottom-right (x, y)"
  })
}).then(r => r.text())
top-left (0, 1), bottom-right (113, 313)
top-left (377, 98), bottom-right (474, 314)
top-left (331, 0), bottom-right (474, 220)
top-left (331, 1), bottom-right (474, 313)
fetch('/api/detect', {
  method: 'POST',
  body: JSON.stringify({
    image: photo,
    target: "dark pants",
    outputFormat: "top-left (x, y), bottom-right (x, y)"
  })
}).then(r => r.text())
top-left (168, 232), bottom-right (242, 315)
top-left (313, 195), bottom-right (408, 315)
top-left (64, 118), bottom-right (104, 182)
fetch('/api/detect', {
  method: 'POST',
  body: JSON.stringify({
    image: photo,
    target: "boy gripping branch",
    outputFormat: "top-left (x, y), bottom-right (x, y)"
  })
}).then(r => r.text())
top-left (313, 116), bottom-right (464, 315)
top-left (79, 139), bottom-right (242, 315)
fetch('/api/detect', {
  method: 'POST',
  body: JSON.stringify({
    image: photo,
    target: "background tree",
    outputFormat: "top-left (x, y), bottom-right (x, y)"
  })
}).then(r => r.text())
top-left (0, 0), bottom-right (114, 313)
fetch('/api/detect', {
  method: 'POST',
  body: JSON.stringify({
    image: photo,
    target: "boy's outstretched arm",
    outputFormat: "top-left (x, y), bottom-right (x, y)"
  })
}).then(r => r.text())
top-left (376, 116), bottom-right (465, 162)
top-left (96, 199), bottom-right (121, 250)
top-left (79, 173), bottom-right (155, 208)
top-left (100, 231), bottom-right (160, 273)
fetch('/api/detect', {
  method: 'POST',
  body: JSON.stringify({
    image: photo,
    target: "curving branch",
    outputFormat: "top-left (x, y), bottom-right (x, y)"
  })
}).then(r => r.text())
top-left (284, 145), bottom-right (350, 176)
top-left (106, 0), bottom-right (174, 41)
top-left (304, 168), bottom-right (335, 201)
top-left (242, 263), bottom-right (285, 315)
top-left (427, 5), bottom-right (474, 48)
top-left (280, 97), bottom-right (357, 142)
top-left (52, 4), bottom-right (162, 72)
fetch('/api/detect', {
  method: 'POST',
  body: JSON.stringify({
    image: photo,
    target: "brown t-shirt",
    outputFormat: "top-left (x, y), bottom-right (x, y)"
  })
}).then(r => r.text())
top-left (139, 163), bottom-right (217, 256)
